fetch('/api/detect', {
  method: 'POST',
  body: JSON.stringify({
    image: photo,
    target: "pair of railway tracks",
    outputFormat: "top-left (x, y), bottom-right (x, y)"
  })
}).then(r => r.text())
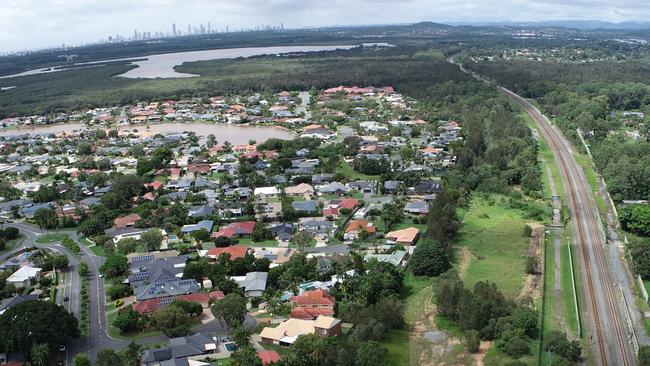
top-left (503, 87), bottom-right (634, 366)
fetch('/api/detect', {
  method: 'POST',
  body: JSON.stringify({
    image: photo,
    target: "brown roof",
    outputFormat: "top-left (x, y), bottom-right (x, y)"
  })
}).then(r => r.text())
top-left (113, 213), bottom-right (141, 228)
top-left (206, 245), bottom-right (249, 260)
top-left (386, 227), bottom-right (420, 244)
top-left (345, 219), bottom-right (376, 234)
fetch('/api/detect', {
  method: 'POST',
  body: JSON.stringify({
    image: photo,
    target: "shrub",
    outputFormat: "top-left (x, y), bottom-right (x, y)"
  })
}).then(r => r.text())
top-left (466, 330), bottom-right (480, 353)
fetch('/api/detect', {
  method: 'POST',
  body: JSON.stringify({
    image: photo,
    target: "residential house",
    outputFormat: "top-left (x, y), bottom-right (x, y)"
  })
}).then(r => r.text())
top-left (404, 200), bottom-right (429, 215)
top-left (259, 315), bottom-right (342, 345)
top-left (7, 266), bottom-right (41, 289)
top-left (347, 181), bottom-right (375, 194)
top-left (285, 183), bottom-right (314, 198)
top-left (181, 220), bottom-right (214, 235)
top-left (113, 213), bottom-right (141, 228)
top-left (365, 251), bottom-right (408, 267)
top-left (254, 187), bottom-right (280, 198)
top-left (211, 221), bottom-right (256, 239)
top-left (290, 289), bottom-right (336, 320)
top-left (0, 294), bottom-right (39, 315)
top-left (141, 333), bottom-right (217, 366)
top-left (188, 205), bottom-right (214, 219)
top-left (316, 182), bottom-right (348, 196)
top-left (384, 180), bottom-right (400, 194)
top-left (133, 291), bottom-right (224, 315)
top-left (385, 227), bottom-right (420, 246)
top-left (231, 272), bottom-right (267, 298)
top-left (258, 351), bottom-right (281, 366)
top-left (301, 220), bottom-right (334, 235)
top-left (205, 245), bottom-right (249, 261)
top-left (292, 200), bottom-right (318, 214)
top-left (344, 220), bottom-right (376, 240)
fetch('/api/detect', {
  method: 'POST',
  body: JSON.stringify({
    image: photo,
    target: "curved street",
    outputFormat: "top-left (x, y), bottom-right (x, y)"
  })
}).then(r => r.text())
top-left (1, 221), bottom-right (254, 364)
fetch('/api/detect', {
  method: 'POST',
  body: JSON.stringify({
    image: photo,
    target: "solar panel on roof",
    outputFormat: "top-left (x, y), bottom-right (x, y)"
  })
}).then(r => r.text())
top-left (153, 348), bottom-right (173, 361)
top-left (159, 297), bottom-right (176, 306)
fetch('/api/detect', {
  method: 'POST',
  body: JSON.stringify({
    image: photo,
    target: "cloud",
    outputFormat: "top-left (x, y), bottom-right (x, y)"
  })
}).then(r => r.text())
top-left (0, 0), bottom-right (648, 52)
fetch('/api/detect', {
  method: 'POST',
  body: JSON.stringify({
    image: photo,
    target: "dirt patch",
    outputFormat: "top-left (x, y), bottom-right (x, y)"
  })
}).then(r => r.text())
top-left (470, 341), bottom-right (491, 366)
top-left (458, 246), bottom-right (472, 280)
top-left (516, 226), bottom-right (544, 305)
top-left (409, 286), bottom-right (480, 366)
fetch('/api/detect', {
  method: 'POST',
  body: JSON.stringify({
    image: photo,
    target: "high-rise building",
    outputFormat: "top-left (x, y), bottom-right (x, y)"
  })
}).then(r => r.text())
top-left (187, 25), bottom-right (191, 35)
top-left (172, 23), bottom-right (177, 37)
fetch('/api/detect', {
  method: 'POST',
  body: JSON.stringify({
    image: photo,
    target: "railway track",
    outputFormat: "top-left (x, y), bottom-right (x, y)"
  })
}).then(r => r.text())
top-left (501, 87), bottom-right (635, 366)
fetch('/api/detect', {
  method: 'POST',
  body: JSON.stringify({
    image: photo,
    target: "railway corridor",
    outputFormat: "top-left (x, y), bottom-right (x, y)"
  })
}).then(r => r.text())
top-left (501, 87), bottom-right (637, 365)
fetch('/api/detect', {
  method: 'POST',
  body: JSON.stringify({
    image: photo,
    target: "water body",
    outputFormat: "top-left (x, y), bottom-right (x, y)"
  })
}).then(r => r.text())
top-left (0, 45), bottom-right (355, 80)
top-left (0, 122), bottom-right (295, 144)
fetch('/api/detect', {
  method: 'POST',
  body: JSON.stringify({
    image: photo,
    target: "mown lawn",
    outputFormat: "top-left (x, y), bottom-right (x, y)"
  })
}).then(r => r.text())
top-left (35, 233), bottom-right (69, 244)
top-left (457, 194), bottom-right (531, 299)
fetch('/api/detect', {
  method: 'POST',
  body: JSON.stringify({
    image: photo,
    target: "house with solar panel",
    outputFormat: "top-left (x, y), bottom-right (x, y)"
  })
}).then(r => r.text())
top-left (141, 333), bottom-right (217, 366)
top-left (126, 254), bottom-right (200, 302)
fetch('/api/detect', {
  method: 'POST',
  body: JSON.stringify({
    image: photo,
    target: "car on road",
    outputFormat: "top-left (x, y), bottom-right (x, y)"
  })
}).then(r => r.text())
top-left (63, 296), bottom-right (69, 302)
top-left (57, 361), bottom-right (64, 366)
top-left (58, 345), bottom-right (66, 352)
top-left (98, 273), bottom-right (104, 278)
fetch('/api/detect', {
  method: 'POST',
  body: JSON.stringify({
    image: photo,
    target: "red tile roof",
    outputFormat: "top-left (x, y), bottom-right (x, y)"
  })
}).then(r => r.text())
top-left (339, 198), bottom-right (359, 210)
top-left (211, 221), bottom-right (256, 238)
top-left (323, 207), bottom-right (339, 217)
top-left (206, 245), bottom-right (249, 260)
top-left (291, 307), bottom-right (335, 320)
top-left (258, 350), bottom-right (281, 365)
top-left (290, 289), bottom-right (336, 307)
top-left (132, 291), bottom-right (224, 314)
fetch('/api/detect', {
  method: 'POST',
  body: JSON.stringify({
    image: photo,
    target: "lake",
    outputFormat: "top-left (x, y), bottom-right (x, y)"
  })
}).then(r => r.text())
top-left (0, 122), bottom-right (295, 144)
top-left (0, 45), bottom-right (355, 80)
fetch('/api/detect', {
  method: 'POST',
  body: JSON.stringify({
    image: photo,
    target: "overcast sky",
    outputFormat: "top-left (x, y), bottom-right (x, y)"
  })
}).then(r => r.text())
top-left (1, 0), bottom-right (649, 53)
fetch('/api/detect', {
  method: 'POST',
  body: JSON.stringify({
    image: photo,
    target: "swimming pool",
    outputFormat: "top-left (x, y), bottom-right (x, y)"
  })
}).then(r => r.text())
top-left (224, 343), bottom-right (237, 352)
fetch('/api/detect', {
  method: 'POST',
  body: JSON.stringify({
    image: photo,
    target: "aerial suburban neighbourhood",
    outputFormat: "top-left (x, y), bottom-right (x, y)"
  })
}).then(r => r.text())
top-left (2, 5), bottom-right (650, 366)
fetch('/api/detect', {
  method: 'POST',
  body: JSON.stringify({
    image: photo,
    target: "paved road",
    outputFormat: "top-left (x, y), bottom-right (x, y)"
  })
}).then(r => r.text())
top-left (1, 221), bottom-right (256, 363)
top-left (296, 91), bottom-right (311, 120)
top-left (449, 57), bottom-right (640, 365)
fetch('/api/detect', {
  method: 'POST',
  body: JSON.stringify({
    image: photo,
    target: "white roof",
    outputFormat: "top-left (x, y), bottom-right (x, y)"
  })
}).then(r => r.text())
top-left (254, 186), bottom-right (280, 196)
top-left (7, 266), bottom-right (41, 283)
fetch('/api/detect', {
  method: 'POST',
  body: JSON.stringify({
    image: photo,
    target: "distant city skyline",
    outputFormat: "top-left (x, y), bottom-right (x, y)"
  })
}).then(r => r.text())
top-left (1, 0), bottom-right (650, 53)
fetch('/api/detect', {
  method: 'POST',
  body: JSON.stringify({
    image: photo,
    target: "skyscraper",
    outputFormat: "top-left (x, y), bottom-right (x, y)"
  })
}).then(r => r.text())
top-left (172, 23), bottom-right (177, 37)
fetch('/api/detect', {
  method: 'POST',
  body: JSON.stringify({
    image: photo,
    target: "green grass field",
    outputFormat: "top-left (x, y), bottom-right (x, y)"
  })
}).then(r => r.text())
top-left (457, 194), bottom-right (532, 299)
top-left (35, 233), bottom-right (69, 244)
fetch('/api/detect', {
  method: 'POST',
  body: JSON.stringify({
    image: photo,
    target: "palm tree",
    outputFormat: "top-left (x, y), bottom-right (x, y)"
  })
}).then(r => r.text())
top-left (30, 344), bottom-right (49, 366)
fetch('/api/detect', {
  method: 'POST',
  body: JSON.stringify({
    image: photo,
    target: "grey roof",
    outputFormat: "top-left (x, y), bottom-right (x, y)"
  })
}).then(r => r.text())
top-left (234, 272), bottom-right (268, 293)
top-left (79, 197), bottom-right (101, 207)
top-left (128, 255), bottom-right (188, 286)
top-left (270, 223), bottom-right (293, 236)
top-left (271, 175), bottom-right (288, 184)
top-left (181, 220), bottom-right (214, 234)
top-left (292, 200), bottom-right (318, 212)
top-left (161, 191), bottom-right (188, 201)
top-left (134, 277), bottom-right (199, 301)
top-left (142, 333), bottom-right (215, 364)
top-left (412, 180), bottom-right (443, 194)
top-left (188, 205), bottom-right (214, 218)
top-left (0, 199), bottom-right (32, 211)
top-left (0, 294), bottom-right (39, 312)
top-left (104, 226), bottom-right (150, 239)
top-left (318, 182), bottom-right (347, 194)
top-left (302, 220), bottom-right (334, 234)
top-left (20, 202), bottom-right (53, 217)
top-left (304, 244), bottom-right (350, 255)
top-left (384, 180), bottom-right (399, 190)
top-left (404, 201), bottom-right (429, 213)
